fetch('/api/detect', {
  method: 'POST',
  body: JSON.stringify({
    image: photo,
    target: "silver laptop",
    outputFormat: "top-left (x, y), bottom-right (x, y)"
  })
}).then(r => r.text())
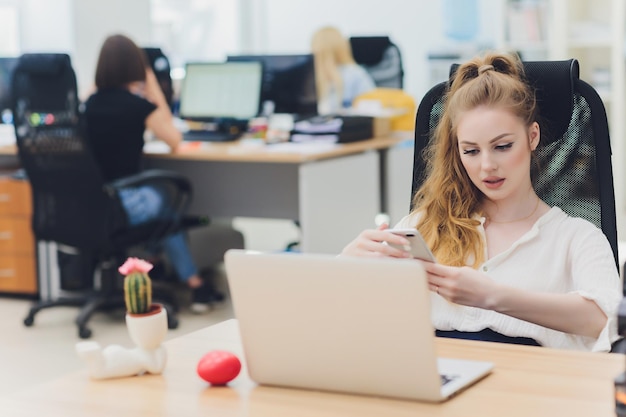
top-left (224, 250), bottom-right (493, 402)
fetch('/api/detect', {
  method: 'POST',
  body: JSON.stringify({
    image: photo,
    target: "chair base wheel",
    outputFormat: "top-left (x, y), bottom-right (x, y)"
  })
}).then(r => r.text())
top-left (79, 327), bottom-right (92, 339)
top-left (167, 316), bottom-right (179, 329)
top-left (23, 317), bottom-right (34, 327)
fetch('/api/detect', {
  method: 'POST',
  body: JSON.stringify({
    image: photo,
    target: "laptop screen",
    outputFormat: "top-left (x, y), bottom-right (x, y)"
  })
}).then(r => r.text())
top-left (179, 61), bottom-right (262, 121)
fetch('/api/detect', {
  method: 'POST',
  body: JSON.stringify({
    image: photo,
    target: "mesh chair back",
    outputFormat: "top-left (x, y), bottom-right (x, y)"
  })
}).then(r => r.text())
top-left (412, 59), bottom-right (618, 267)
top-left (11, 53), bottom-right (119, 250)
top-left (349, 36), bottom-right (404, 89)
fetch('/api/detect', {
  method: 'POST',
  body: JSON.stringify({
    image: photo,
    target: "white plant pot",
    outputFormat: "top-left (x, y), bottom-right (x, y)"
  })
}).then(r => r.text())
top-left (125, 304), bottom-right (168, 350)
top-left (75, 304), bottom-right (169, 379)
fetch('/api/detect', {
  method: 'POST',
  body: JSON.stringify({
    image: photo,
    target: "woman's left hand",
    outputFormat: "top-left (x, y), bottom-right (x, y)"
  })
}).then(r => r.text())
top-left (420, 261), bottom-right (499, 309)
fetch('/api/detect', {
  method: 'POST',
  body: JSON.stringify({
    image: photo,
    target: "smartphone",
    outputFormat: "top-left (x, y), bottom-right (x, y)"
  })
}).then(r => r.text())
top-left (387, 228), bottom-right (436, 262)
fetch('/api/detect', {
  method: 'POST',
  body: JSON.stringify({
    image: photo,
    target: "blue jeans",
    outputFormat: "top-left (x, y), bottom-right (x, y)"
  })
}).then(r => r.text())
top-left (118, 186), bottom-right (198, 283)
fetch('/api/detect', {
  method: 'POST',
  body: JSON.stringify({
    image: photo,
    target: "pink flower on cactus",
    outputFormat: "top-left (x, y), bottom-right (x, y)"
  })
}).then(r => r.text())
top-left (118, 257), bottom-right (153, 275)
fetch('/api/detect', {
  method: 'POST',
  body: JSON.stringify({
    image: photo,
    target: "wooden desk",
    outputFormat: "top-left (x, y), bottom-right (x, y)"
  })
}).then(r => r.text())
top-left (0, 319), bottom-right (622, 417)
top-left (151, 136), bottom-right (404, 163)
top-left (142, 136), bottom-right (408, 253)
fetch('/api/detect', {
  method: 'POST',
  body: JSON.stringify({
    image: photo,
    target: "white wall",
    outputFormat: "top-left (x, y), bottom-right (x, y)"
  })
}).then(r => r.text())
top-left (15, 0), bottom-right (500, 104)
top-left (245, 0), bottom-right (499, 104)
top-left (247, 0), bottom-right (442, 103)
top-left (72, 0), bottom-right (152, 98)
top-left (18, 0), bottom-right (74, 54)
top-left (16, 0), bottom-right (151, 98)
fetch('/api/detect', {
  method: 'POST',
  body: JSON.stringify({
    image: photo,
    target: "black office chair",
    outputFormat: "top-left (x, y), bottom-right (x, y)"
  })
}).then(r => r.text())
top-left (413, 58), bottom-right (622, 350)
top-left (11, 53), bottom-right (196, 338)
top-left (349, 36), bottom-right (404, 89)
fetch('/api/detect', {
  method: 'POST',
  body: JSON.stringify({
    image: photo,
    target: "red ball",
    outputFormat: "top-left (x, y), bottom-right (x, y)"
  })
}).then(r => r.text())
top-left (197, 350), bottom-right (242, 385)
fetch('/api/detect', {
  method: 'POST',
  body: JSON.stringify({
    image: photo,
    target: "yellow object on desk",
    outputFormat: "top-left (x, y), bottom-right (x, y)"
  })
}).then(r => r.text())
top-left (353, 87), bottom-right (417, 131)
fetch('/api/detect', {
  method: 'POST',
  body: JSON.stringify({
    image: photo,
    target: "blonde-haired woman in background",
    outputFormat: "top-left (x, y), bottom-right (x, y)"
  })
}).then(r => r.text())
top-left (311, 26), bottom-right (375, 115)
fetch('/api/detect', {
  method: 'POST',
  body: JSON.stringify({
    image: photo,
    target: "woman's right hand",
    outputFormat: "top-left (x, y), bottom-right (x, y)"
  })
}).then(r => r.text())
top-left (340, 223), bottom-right (413, 259)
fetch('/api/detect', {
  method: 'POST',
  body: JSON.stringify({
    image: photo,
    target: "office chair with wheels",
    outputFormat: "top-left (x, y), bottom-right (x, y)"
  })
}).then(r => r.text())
top-left (11, 53), bottom-right (199, 338)
top-left (413, 59), bottom-right (621, 349)
top-left (349, 36), bottom-right (404, 89)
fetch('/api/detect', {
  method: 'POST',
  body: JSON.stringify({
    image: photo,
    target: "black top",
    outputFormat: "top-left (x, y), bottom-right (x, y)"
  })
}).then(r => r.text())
top-left (84, 89), bottom-right (157, 182)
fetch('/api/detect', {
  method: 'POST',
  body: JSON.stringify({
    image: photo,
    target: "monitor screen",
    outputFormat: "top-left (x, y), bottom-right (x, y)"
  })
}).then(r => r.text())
top-left (179, 61), bottom-right (262, 121)
top-left (0, 57), bottom-right (18, 124)
top-left (227, 54), bottom-right (317, 117)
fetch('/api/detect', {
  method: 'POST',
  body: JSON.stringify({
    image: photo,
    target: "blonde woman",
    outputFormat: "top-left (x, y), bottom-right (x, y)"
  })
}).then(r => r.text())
top-left (311, 26), bottom-right (375, 115)
top-left (341, 52), bottom-right (621, 352)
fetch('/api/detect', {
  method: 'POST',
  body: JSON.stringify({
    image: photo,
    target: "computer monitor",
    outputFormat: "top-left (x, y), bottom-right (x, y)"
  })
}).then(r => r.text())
top-left (179, 61), bottom-right (263, 122)
top-left (227, 54), bottom-right (317, 117)
top-left (0, 57), bottom-right (18, 124)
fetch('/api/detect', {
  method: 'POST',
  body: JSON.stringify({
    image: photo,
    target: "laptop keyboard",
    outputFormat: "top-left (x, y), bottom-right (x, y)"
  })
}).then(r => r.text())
top-left (440, 374), bottom-right (459, 386)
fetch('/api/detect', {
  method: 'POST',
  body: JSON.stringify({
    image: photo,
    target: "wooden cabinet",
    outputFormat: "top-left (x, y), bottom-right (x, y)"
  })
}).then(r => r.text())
top-left (0, 177), bottom-right (37, 295)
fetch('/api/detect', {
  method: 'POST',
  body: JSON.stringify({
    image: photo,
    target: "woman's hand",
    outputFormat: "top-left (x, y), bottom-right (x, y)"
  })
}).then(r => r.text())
top-left (422, 261), bottom-right (609, 339)
top-left (340, 223), bottom-right (413, 259)
top-left (420, 261), bottom-right (499, 309)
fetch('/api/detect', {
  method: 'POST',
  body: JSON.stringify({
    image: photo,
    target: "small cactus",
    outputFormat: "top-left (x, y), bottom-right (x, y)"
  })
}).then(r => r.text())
top-left (119, 257), bottom-right (154, 315)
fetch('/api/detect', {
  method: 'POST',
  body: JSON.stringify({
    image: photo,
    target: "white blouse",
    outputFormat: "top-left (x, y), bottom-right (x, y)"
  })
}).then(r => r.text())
top-left (395, 207), bottom-right (622, 352)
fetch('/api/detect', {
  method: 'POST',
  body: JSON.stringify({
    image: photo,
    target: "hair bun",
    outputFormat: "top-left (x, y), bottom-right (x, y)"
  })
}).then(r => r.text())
top-left (478, 64), bottom-right (494, 75)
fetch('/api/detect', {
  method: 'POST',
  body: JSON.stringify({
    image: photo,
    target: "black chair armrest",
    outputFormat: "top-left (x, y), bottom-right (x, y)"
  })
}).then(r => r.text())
top-left (104, 169), bottom-right (196, 243)
top-left (105, 169), bottom-right (191, 194)
top-left (611, 337), bottom-right (626, 353)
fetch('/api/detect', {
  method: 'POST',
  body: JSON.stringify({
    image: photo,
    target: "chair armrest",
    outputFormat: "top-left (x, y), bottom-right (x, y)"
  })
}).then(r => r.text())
top-left (105, 169), bottom-right (199, 244)
top-left (104, 169), bottom-right (191, 194)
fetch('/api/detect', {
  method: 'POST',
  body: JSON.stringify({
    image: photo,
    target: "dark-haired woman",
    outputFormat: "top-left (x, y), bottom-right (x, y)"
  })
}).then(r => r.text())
top-left (84, 34), bottom-right (214, 313)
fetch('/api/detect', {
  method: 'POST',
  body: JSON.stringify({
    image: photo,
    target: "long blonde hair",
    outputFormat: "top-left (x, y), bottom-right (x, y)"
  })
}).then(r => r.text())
top-left (311, 26), bottom-right (356, 108)
top-left (413, 52), bottom-right (538, 267)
